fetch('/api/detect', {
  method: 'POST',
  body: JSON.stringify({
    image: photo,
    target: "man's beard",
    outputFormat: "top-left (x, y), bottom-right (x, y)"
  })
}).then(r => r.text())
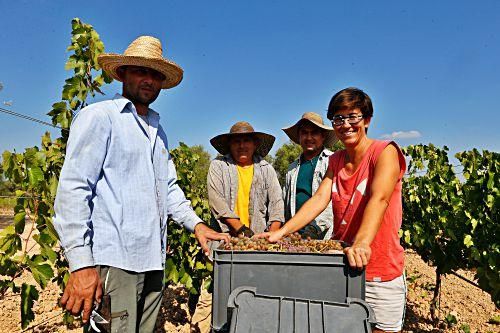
top-left (123, 84), bottom-right (161, 107)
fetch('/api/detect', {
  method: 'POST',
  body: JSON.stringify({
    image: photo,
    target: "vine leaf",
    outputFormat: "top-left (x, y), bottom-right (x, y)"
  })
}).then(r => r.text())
top-left (21, 283), bottom-right (39, 329)
top-left (0, 225), bottom-right (22, 255)
top-left (28, 256), bottom-right (54, 289)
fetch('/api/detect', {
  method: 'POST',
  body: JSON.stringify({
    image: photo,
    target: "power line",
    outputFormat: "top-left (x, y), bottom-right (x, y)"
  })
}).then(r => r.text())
top-left (0, 106), bottom-right (68, 132)
top-left (405, 166), bottom-right (464, 176)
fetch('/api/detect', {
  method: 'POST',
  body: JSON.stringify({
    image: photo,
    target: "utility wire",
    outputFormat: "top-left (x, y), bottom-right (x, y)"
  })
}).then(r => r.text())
top-left (0, 107), bottom-right (68, 132)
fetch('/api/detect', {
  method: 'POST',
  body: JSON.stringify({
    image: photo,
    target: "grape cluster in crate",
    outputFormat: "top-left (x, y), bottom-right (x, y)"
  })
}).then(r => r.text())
top-left (219, 232), bottom-right (344, 253)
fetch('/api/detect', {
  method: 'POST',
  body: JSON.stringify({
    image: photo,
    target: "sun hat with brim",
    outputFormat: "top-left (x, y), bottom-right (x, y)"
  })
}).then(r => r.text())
top-left (210, 121), bottom-right (275, 157)
top-left (98, 36), bottom-right (183, 89)
top-left (282, 112), bottom-right (337, 147)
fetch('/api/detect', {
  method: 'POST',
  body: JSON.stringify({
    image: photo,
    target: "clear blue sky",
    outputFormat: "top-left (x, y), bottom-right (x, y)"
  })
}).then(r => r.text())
top-left (1, 0), bottom-right (498, 158)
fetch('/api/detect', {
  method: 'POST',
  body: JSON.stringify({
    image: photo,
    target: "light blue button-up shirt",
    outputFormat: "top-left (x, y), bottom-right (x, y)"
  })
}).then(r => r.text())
top-left (53, 94), bottom-right (202, 272)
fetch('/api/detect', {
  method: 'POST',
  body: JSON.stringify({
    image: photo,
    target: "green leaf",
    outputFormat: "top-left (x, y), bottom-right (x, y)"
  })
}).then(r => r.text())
top-left (471, 218), bottom-right (478, 231)
top-left (0, 255), bottom-right (19, 276)
top-left (486, 172), bottom-right (494, 190)
top-left (165, 258), bottom-right (179, 283)
top-left (49, 176), bottom-right (59, 198)
top-left (51, 101), bottom-right (67, 112)
top-left (62, 311), bottom-right (75, 325)
top-left (180, 231), bottom-right (190, 244)
top-left (180, 272), bottom-right (193, 289)
top-left (102, 71), bottom-right (113, 84)
top-left (447, 229), bottom-right (457, 241)
top-left (191, 197), bottom-right (199, 207)
top-left (460, 324), bottom-right (471, 333)
top-left (40, 244), bottom-right (58, 263)
top-left (195, 261), bottom-right (206, 270)
top-left (206, 261), bottom-right (213, 272)
top-left (486, 194), bottom-right (494, 209)
top-left (28, 167), bottom-right (44, 187)
top-left (33, 232), bottom-right (58, 263)
top-left (2, 150), bottom-right (12, 171)
top-left (64, 56), bottom-right (78, 70)
top-left (445, 312), bottom-right (458, 327)
top-left (27, 259), bottom-right (54, 289)
top-left (21, 283), bottom-right (39, 329)
top-left (44, 217), bottom-right (60, 241)
top-left (0, 225), bottom-right (22, 255)
top-left (13, 211), bottom-right (26, 234)
top-left (463, 235), bottom-right (474, 248)
top-left (202, 276), bottom-right (212, 290)
top-left (41, 132), bottom-right (52, 148)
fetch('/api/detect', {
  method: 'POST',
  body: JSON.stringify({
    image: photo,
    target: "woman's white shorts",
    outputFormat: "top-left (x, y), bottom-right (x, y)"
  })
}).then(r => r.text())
top-left (365, 274), bottom-right (407, 332)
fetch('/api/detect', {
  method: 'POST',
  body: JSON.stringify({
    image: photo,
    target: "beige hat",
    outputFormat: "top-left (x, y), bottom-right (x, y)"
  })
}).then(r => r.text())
top-left (282, 112), bottom-right (337, 147)
top-left (98, 36), bottom-right (183, 89)
top-left (210, 122), bottom-right (275, 157)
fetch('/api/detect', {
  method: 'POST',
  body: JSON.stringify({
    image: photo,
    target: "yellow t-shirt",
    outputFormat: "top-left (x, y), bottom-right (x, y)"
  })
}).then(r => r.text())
top-left (234, 164), bottom-right (254, 228)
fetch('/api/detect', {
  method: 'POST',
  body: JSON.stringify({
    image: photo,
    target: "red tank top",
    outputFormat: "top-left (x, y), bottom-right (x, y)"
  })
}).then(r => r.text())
top-left (328, 140), bottom-right (406, 281)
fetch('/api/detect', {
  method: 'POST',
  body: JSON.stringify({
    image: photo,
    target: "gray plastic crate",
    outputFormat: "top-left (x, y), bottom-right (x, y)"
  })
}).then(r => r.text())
top-left (227, 286), bottom-right (375, 333)
top-left (212, 250), bottom-right (365, 331)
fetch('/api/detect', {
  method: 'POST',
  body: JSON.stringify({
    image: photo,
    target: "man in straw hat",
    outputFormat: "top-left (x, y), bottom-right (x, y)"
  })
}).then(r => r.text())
top-left (282, 112), bottom-right (337, 239)
top-left (53, 36), bottom-right (229, 333)
top-left (190, 121), bottom-right (285, 332)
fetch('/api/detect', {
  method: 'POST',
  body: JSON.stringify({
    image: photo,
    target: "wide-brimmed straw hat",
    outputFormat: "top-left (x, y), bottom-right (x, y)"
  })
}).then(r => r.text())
top-left (282, 112), bottom-right (337, 147)
top-left (98, 36), bottom-right (183, 89)
top-left (210, 122), bottom-right (275, 157)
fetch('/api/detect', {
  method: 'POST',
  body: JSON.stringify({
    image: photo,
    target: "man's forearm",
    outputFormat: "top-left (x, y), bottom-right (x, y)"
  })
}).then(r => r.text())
top-left (221, 218), bottom-right (243, 232)
top-left (268, 221), bottom-right (282, 232)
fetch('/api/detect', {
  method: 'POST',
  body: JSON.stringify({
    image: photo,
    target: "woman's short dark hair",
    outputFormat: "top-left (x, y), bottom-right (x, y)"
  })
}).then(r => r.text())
top-left (327, 87), bottom-right (373, 120)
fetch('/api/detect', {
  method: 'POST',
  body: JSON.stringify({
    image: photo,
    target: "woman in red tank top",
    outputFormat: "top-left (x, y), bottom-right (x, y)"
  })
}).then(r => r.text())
top-left (261, 88), bottom-right (407, 332)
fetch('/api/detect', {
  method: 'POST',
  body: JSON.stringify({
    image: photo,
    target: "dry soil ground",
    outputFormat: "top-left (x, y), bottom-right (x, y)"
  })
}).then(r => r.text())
top-left (0, 210), bottom-right (498, 332)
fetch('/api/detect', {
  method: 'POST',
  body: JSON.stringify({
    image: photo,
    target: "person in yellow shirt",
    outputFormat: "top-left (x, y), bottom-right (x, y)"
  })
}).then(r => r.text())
top-left (234, 157), bottom-right (253, 231)
top-left (207, 121), bottom-right (284, 236)
top-left (191, 121), bottom-right (284, 332)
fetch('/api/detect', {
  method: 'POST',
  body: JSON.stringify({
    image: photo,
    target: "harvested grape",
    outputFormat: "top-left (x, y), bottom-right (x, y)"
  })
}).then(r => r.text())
top-left (219, 233), bottom-right (343, 253)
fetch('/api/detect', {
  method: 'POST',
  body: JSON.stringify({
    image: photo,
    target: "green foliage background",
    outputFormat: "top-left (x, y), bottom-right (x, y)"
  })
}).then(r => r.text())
top-left (401, 144), bottom-right (499, 315)
top-left (272, 141), bottom-right (302, 185)
top-left (164, 143), bottom-right (213, 295)
top-left (272, 140), bottom-right (344, 185)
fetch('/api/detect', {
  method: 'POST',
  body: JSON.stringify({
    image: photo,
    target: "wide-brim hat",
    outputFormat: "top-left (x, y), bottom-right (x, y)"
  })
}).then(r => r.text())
top-left (210, 121), bottom-right (275, 157)
top-left (98, 36), bottom-right (183, 89)
top-left (282, 112), bottom-right (337, 147)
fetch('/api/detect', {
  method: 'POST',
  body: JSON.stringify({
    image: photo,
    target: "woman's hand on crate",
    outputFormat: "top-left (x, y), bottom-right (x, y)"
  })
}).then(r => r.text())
top-left (253, 227), bottom-right (287, 243)
top-left (343, 241), bottom-right (371, 270)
